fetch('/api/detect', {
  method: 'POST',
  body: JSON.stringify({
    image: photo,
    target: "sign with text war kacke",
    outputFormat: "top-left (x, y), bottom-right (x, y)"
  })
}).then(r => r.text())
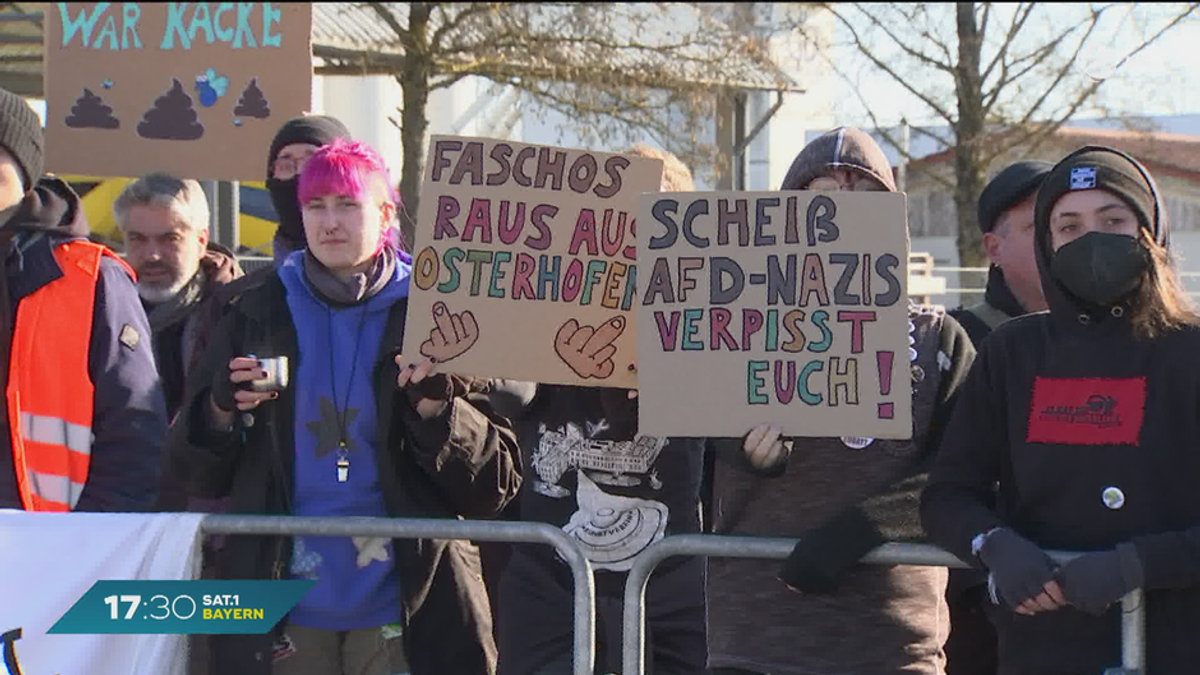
top-left (402, 136), bottom-right (664, 388)
top-left (45, 2), bottom-right (312, 181)
top-left (635, 191), bottom-right (913, 439)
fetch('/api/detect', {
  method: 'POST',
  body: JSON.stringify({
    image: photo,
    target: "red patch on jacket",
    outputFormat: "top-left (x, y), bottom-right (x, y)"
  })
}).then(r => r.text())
top-left (1026, 377), bottom-right (1145, 445)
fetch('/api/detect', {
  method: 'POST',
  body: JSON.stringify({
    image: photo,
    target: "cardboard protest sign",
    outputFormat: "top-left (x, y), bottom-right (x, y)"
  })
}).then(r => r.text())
top-left (635, 191), bottom-right (912, 439)
top-left (402, 136), bottom-right (664, 388)
top-left (44, 2), bottom-right (312, 181)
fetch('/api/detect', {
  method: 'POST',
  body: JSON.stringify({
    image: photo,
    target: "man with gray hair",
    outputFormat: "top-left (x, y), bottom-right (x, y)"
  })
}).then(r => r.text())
top-left (114, 174), bottom-right (243, 421)
top-left (115, 174), bottom-right (245, 675)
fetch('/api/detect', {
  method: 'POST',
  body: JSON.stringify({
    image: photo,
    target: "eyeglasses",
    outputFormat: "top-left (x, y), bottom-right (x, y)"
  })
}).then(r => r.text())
top-left (807, 171), bottom-right (888, 192)
top-left (273, 153), bottom-right (315, 177)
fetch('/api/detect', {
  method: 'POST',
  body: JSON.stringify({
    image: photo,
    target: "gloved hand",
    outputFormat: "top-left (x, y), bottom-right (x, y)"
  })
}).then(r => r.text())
top-left (405, 373), bottom-right (490, 406)
top-left (778, 507), bottom-right (884, 594)
top-left (1055, 544), bottom-right (1144, 616)
top-left (977, 528), bottom-right (1060, 610)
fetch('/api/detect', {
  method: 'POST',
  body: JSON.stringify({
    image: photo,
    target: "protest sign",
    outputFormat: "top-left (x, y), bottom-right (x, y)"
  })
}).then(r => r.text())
top-left (44, 2), bottom-right (312, 181)
top-left (402, 136), bottom-right (664, 388)
top-left (635, 191), bottom-right (913, 439)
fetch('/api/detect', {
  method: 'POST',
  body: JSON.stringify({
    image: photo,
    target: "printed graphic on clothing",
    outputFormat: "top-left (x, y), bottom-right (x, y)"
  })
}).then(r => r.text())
top-left (564, 472), bottom-right (668, 570)
top-left (291, 536), bottom-right (393, 578)
top-left (1026, 376), bottom-right (1146, 445)
top-left (1071, 166), bottom-right (1098, 190)
top-left (305, 396), bottom-right (361, 457)
top-left (291, 537), bottom-right (324, 580)
top-left (271, 633), bottom-right (297, 663)
top-left (532, 421), bottom-right (670, 570)
top-left (352, 537), bottom-right (391, 568)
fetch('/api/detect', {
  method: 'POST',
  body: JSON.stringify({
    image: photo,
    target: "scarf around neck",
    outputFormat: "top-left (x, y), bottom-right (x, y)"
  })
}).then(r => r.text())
top-left (302, 247), bottom-right (397, 307)
top-left (145, 268), bottom-right (208, 333)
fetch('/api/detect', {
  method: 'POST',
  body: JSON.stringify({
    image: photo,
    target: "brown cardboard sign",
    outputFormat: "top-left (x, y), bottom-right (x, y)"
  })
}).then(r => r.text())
top-left (402, 135), bottom-right (664, 388)
top-left (44, 2), bottom-right (313, 181)
top-left (635, 191), bottom-right (913, 439)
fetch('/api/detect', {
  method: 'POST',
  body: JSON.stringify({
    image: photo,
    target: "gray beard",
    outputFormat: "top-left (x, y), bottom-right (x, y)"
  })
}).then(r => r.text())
top-left (138, 275), bottom-right (191, 305)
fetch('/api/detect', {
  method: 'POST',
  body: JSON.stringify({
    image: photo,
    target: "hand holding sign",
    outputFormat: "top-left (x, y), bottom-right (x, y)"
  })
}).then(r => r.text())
top-left (555, 316), bottom-right (626, 380)
top-left (419, 301), bottom-right (480, 363)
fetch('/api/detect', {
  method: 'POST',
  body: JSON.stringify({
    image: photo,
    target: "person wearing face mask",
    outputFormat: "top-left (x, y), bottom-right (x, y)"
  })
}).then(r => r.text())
top-left (169, 139), bottom-right (520, 675)
top-left (706, 127), bottom-right (977, 675)
top-left (266, 115), bottom-right (352, 265)
top-left (920, 146), bottom-right (1200, 674)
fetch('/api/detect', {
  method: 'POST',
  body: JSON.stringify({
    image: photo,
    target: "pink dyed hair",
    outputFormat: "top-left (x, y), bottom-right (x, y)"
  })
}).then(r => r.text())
top-left (297, 138), bottom-right (407, 252)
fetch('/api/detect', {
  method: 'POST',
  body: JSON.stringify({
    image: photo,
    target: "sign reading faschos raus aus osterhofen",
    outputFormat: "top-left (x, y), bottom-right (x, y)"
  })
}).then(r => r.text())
top-left (44, 2), bottom-right (313, 181)
top-left (635, 191), bottom-right (913, 439)
top-left (402, 135), bottom-right (664, 389)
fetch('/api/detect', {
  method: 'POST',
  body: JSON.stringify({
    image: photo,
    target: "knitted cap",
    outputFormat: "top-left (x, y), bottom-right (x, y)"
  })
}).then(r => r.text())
top-left (978, 160), bottom-right (1053, 233)
top-left (1035, 146), bottom-right (1163, 247)
top-left (0, 86), bottom-right (44, 190)
top-left (266, 115), bottom-right (351, 176)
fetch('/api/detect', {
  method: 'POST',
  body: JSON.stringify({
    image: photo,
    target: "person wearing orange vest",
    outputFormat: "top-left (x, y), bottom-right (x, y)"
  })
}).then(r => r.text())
top-left (0, 86), bottom-right (167, 512)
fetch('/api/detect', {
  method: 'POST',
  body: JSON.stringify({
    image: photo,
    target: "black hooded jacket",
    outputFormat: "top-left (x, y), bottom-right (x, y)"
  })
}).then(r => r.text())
top-left (949, 265), bottom-right (1027, 345)
top-left (921, 151), bottom-right (1200, 673)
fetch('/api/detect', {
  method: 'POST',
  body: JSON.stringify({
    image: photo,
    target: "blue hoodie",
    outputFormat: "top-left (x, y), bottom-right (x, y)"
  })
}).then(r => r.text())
top-left (278, 250), bottom-right (411, 630)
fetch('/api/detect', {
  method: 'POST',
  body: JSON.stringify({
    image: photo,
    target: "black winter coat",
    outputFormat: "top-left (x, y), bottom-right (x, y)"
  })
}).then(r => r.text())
top-left (921, 164), bottom-right (1200, 674)
top-left (168, 273), bottom-right (522, 675)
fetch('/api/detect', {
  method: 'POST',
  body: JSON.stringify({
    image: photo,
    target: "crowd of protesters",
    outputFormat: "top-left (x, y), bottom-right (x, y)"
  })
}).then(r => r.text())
top-left (2, 80), bottom-right (1198, 675)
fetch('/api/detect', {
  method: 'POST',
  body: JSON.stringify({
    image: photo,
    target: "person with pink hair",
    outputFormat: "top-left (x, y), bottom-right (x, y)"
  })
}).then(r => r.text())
top-left (168, 139), bottom-right (520, 675)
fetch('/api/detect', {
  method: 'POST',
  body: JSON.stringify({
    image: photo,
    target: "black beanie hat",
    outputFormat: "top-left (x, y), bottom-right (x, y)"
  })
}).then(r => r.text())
top-left (978, 160), bottom-right (1052, 234)
top-left (0, 86), bottom-right (43, 190)
top-left (1035, 146), bottom-right (1163, 247)
top-left (266, 115), bottom-right (351, 255)
top-left (266, 114), bottom-right (351, 176)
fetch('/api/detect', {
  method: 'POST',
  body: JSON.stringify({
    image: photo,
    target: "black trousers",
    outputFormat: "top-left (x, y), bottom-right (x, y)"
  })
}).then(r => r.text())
top-left (945, 584), bottom-right (998, 675)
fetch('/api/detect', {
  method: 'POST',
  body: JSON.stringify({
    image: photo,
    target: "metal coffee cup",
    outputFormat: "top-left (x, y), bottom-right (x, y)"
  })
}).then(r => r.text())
top-left (250, 356), bottom-right (289, 392)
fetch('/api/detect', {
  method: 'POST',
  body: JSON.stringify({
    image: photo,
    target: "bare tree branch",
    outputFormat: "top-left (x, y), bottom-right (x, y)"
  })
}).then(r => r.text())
top-left (800, 1), bottom-right (1199, 267)
top-left (848, 2), bottom-right (954, 72)
top-left (982, 22), bottom-right (1079, 116)
top-left (980, 3), bottom-right (1034, 85)
top-left (811, 45), bottom-right (956, 188)
top-left (430, 2), bottom-right (502, 52)
top-left (987, 2), bottom-right (1199, 163)
top-left (826, 4), bottom-right (957, 124)
top-left (367, 2), bottom-right (415, 53)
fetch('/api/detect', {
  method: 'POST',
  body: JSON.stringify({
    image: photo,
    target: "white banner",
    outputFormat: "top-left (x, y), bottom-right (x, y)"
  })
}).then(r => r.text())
top-left (0, 512), bottom-right (203, 675)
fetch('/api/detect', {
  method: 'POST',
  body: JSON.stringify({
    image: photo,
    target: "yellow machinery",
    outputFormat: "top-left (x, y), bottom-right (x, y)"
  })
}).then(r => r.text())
top-left (59, 175), bottom-right (279, 255)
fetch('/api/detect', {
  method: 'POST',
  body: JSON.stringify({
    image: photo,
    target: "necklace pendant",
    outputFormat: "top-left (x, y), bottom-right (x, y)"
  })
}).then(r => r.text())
top-left (337, 454), bottom-right (350, 483)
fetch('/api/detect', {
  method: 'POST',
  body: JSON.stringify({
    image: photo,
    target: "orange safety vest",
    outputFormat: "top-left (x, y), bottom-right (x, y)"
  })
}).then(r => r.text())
top-left (7, 240), bottom-right (135, 511)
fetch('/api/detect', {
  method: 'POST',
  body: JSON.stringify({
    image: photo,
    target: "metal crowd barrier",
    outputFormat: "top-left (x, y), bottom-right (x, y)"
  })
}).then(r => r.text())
top-left (198, 514), bottom-right (597, 675)
top-left (621, 534), bottom-right (1147, 675)
top-left (195, 517), bottom-right (1147, 675)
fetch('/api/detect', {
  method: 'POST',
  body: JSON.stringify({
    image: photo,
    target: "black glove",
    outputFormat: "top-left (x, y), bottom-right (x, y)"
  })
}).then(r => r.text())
top-left (1055, 544), bottom-right (1143, 616)
top-left (977, 528), bottom-right (1059, 610)
top-left (404, 373), bottom-right (490, 407)
top-left (778, 507), bottom-right (885, 594)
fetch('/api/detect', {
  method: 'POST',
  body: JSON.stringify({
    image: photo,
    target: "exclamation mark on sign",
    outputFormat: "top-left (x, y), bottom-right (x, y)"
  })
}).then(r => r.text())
top-left (877, 351), bottom-right (894, 419)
